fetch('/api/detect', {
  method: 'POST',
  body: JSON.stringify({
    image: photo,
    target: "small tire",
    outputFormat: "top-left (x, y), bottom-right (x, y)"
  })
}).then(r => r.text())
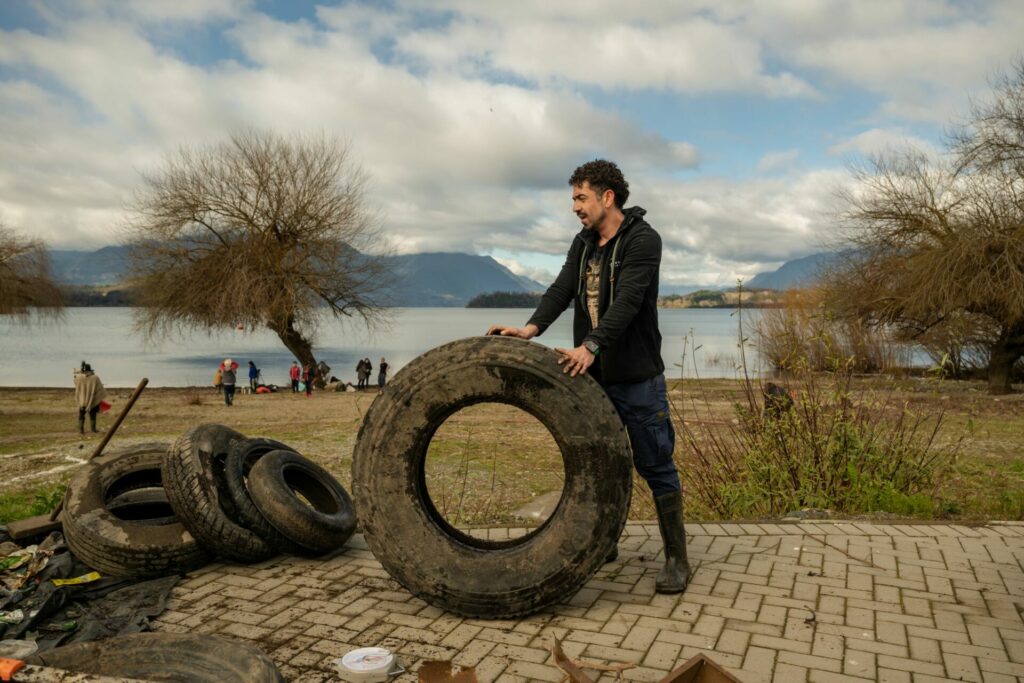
top-left (106, 487), bottom-right (179, 526)
top-left (61, 443), bottom-right (210, 578)
top-left (248, 450), bottom-right (357, 555)
top-left (162, 424), bottom-right (276, 563)
top-left (27, 632), bottom-right (284, 683)
top-left (224, 437), bottom-right (306, 554)
top-left (352, 336), bottom-right (633, 618)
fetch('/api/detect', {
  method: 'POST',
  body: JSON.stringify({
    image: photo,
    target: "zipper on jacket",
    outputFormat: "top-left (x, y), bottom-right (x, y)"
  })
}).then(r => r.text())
top-left (608, 237), bottom-right (621, 305)
top-left (576, 242), bottom-right (589, 297)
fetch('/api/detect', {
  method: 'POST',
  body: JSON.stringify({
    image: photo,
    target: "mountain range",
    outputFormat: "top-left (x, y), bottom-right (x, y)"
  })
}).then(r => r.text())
top-left (745, 252), bottom-right (839, 290)
top-left (49, 246), bottom-right (545, 307)
top-left (49, 246), bottom-right (833, 306)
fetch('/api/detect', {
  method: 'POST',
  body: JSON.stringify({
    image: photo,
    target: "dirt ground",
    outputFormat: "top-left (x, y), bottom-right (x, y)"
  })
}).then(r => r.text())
top-left (1, 376), bottom-right (1022, 523)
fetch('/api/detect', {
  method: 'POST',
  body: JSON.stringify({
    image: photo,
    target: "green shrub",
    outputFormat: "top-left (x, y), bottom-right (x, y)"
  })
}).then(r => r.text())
top-left (678, 355), bottom-right (956, 520)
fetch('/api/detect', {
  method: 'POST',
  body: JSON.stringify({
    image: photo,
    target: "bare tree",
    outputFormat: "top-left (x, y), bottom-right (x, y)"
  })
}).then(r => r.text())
top-left (0, 224), bottom-right (64, 318)
top-left (826, 149), bottom-right (1024, 394)
top-left (953, 58), bottom-right (1024, 178)
top-left (125, 131), bottom-right (392, 371)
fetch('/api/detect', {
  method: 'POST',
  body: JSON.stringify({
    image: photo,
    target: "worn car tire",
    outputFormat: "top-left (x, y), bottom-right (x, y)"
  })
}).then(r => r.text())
top-left (61, 443), bottom-right (210, 578)
top-left (248, 450), bottom-right (357, 555)
top-left (27, 632), bottom-right (284, 682)
top-left (106, 487), bottom-right (179, 526)
top-left (352, 336), bottom-right (633, 618)
top-left (224, 437), bottom-right (307, 554)
top-left (162, 424), bottom-right (276, 563)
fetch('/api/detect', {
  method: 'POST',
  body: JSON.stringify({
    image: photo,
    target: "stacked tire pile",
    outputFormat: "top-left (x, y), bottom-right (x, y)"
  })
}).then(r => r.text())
top-left (62, 424), bottom-right (357, 577)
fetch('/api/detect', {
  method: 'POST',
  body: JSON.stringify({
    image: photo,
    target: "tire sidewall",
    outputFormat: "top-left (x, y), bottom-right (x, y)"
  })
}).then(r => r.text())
top-left (352, 336), bottom-right (633, 617)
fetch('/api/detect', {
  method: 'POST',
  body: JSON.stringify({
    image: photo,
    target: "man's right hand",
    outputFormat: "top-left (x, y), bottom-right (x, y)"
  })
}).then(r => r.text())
top-left (486, 323), bottom-right (539, 339)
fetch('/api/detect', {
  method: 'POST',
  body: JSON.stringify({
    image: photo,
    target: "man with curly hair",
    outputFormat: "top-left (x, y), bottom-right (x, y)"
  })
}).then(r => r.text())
top-left (488, 159), bottom-right (690, 593)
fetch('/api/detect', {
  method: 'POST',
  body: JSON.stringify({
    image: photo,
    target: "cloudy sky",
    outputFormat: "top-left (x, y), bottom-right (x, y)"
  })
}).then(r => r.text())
top-left (1, 1), bottom-right (1021, 288)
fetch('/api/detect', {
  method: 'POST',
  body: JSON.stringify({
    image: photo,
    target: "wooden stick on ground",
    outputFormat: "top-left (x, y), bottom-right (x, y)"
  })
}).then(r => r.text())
top-left (49, 377), bottom-right (149, 521)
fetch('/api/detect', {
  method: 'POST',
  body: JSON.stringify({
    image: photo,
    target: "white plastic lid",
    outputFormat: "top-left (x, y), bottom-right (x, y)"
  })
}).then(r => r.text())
top-left (339, 647), bottom-right (395, 672)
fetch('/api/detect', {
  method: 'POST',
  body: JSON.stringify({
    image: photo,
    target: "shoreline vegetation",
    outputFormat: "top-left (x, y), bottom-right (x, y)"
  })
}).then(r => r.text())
top-left (468, 289), bottom-right (784, 308)
top-left (64, 286), bottom-right (787, 308)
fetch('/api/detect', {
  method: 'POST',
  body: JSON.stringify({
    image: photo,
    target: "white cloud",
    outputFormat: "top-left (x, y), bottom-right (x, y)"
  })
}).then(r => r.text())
top-left (828, 128), bottom-right (939, 158)
top-left (30, 0), bottom-right (250, 25)
top-left (739, 0), bottom-right (1024, 123)
top-left (393, 9), bottom-right (815, 97)
top-left (756, 149), bottom-right (800, 174)
top-left (491, 257), bottom-right (556, 287)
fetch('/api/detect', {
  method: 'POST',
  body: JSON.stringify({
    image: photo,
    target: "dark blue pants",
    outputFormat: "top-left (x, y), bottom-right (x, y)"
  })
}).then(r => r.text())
top-left (601, 374), bottom-right (681, 497)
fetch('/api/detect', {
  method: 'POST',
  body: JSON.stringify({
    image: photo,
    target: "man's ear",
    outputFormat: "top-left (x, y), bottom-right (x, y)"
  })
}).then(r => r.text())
top-left (603, 189), bottom-right (615, 208)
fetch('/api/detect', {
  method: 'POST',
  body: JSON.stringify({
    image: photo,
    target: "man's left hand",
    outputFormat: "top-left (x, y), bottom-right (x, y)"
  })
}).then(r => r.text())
top-left (555, 345), bottom-right (595, 377)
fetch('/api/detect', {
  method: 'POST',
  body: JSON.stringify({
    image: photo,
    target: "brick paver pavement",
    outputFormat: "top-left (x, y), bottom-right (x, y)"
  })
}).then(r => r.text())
top-left (150, 521), bottom-right (1024, 682)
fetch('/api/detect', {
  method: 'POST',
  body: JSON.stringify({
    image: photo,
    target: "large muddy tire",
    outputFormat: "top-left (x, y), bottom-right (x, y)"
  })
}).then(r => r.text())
top-left (62, 443), bottom-right (210, 578)
top-left (224, 437), bottom-right (306, 554)
top-left (248, 450), bottom-right (357, 555)
top-left (162, 424), bottom-right (275, 563)
top-left (27, 632), bottom-right (284, 682)
top-left (352, 336), bottom-right (633, 618)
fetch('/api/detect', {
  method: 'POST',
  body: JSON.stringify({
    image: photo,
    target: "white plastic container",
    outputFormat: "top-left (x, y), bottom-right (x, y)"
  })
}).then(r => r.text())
top-left (333, 647), bottom-right (402, 682)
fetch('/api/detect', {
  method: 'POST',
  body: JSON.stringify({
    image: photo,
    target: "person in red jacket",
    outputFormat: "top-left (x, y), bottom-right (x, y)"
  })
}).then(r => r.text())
top-left (289, 361), bottom-right (301, 393)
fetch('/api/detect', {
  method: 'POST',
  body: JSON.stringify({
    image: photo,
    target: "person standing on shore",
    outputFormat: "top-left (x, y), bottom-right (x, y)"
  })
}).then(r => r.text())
top-left (248, 361), bottom-right (259, 393)
top-left (356, 358), bottom-right (367, 389)
top-left (289, 361), bottom-right (301, 393)
top-left (73, 362), bottom-right (106, 434)
top-left (378, 357), bottom-right (389, 388)
top-left (221, 358), bottom-right (238, 406)
top-left (486, 159), bottom-right (690, 594)
top-left (302, 362), bottom-right (314, 397)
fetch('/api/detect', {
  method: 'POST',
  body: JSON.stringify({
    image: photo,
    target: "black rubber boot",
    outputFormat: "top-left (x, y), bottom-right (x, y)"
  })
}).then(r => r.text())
top-left (78, 415), bottom-right (85, 434)
top-left (653, 491), bottom-right (691, 594)
top-left (90, 413), bottom-right (97, 433)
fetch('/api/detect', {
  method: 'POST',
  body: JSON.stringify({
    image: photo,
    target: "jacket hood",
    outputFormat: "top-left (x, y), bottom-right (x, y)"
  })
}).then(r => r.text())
top-left (576, 206), bottom-right (647, 244)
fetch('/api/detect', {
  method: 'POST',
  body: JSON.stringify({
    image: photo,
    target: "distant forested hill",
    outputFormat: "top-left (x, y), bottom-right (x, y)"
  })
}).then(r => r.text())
top-left (659, 289), bottom-right (782, 308)
top-left (466, 291), bottom-right (544, 308)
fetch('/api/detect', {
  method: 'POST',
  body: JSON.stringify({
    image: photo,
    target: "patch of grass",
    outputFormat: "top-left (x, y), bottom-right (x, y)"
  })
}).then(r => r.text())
top-left (0, 483), bottom-right (67, 525)
top-left (0, 383), bottom-right (1021, 523)
top-left (424, 403), bottom-right (564, 528)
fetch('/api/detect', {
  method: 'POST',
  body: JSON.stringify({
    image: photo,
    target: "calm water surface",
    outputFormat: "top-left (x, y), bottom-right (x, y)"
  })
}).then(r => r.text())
top-left (0, 307), bottom-right (764, 387)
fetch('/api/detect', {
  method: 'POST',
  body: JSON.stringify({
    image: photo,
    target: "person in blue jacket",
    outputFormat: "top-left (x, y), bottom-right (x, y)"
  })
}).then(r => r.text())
top-left (247, 361), bottom-right (259, 392)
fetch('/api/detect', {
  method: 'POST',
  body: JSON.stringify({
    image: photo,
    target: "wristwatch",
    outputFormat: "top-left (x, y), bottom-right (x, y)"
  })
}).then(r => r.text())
top-left (583, 340), bottom-right (600, 356)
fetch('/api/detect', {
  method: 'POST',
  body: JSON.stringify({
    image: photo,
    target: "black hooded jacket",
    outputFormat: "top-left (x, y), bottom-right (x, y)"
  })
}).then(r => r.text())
top-left (527, 206), bottom-right (664, 385)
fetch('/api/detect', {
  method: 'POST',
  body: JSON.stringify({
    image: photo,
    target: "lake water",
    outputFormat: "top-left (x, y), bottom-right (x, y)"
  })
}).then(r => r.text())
top-left (0, 307), bottom-right (765, 387)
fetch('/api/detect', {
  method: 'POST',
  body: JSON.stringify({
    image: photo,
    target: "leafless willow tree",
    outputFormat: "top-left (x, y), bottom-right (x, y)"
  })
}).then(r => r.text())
top-left (125, 131), bottom-right (392, 371)
top-left (825, 145), bottom-right (1024, 394)
top-left (826, 62), bottom-right (1024, 394)
top-left (0, 224), bottom-right (64, 319)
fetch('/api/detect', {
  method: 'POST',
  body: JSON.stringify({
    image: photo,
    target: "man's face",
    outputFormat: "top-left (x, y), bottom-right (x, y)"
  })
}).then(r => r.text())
top-left (572, 181), bottom-right (610, 230)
